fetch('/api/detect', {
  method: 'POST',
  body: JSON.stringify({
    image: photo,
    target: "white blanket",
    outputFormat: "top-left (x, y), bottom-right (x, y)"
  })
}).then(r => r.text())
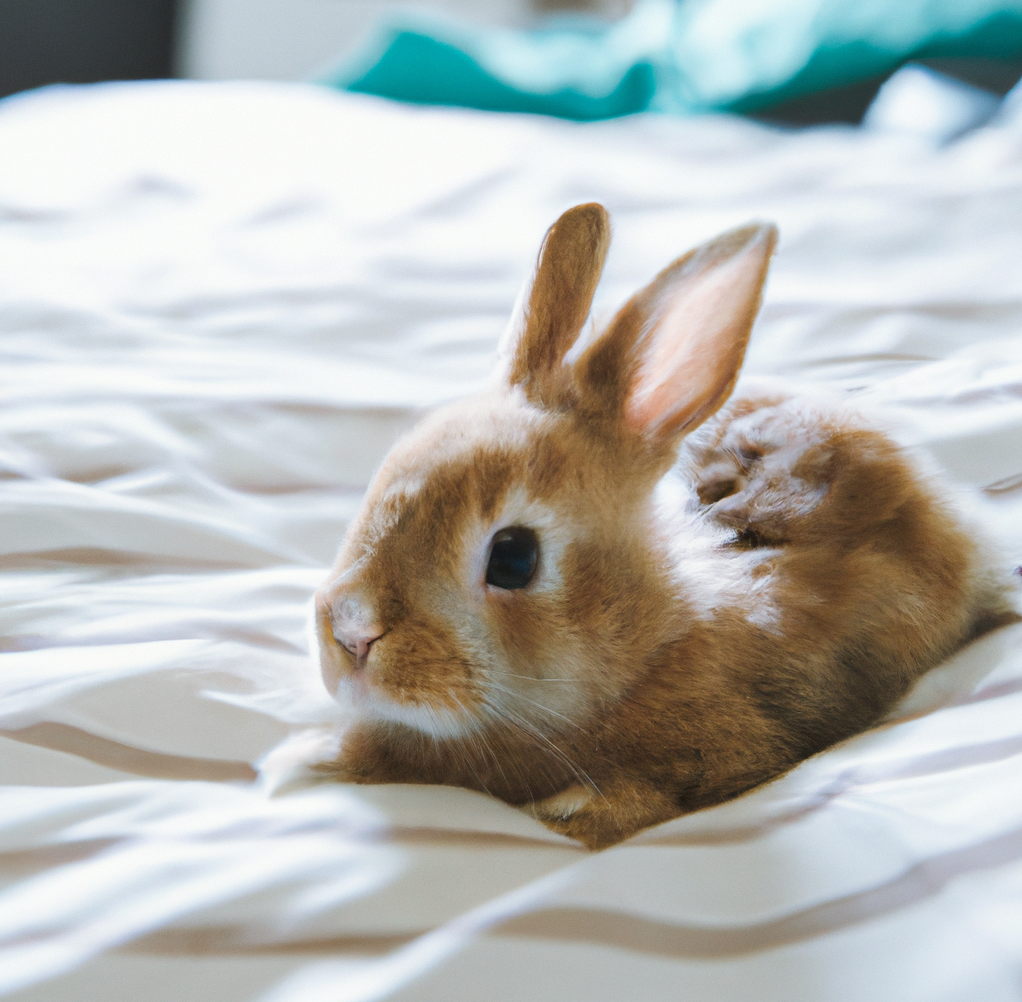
top-left (1, 80), bottom-right (1021, 1002)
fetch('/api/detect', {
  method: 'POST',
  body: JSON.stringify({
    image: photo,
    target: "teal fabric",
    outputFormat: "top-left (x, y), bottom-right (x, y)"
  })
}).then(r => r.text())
top-left (325, 0), bottom-right (1022, 120)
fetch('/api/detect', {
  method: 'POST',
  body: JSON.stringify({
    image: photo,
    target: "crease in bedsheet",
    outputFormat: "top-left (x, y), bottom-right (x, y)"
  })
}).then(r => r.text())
top-left (494, 822), bottom-right (1022, 958)
top-left (0, 832), bottom-right (402, 996)
top-left (0, 701), bottom-right (1020, 986)
top-left (0, 778), bottom-right (587, 995)
top-left (0, 641), bottom-right (210, 730)
top-left (1, 724), bottom-right (256, 783)
top-left (250, 806), bottom-right (1022, 1001)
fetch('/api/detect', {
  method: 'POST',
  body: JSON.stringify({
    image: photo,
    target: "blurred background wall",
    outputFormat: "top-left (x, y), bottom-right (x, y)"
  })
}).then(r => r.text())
top-left (0, 0), bottom-right (626, 99)
top-left (1, 0), bottom-right (1020, 122)
top-left (179, 0), bottom-right (630, 81)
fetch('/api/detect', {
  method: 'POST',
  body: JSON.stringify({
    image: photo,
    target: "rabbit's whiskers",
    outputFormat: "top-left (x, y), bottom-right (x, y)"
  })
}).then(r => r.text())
top-left (481, 679), bottom-right (580, 729)
top-left (477, 685), bottom-right (603, 800)
top-left (502, 673), bottom-right (577, 682)
top-left (447, 690), bottom-right (525, 796)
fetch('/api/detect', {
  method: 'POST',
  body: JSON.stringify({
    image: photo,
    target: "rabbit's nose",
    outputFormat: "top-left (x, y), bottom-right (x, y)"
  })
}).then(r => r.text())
top-left (333, 625), bottom-right (385, 670)
top-left (316, 587), bottom-right (385, 671)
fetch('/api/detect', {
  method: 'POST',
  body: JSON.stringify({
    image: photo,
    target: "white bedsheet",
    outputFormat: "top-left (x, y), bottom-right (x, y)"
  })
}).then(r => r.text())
top-left (1, 80), bottom-right (1021, 1002)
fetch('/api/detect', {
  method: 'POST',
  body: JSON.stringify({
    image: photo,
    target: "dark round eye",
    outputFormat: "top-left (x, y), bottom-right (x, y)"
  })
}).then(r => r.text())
top-left (486, 526), bottom-right (539, 590)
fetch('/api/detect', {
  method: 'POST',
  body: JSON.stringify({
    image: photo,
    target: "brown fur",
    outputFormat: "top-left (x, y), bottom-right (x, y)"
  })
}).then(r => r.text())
top-left (307, 204), bottom-right (1017, 849)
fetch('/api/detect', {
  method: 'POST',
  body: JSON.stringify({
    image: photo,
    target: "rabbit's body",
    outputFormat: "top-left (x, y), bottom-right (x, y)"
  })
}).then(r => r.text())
top-left (526, 395), bottom-right (1008, 847)
top-left (285, 205), bottom-right (1016, 849)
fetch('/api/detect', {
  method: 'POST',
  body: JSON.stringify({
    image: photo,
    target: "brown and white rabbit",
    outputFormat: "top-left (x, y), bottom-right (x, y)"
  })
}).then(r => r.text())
top-left (271, 203), bottom-right (1016, 850)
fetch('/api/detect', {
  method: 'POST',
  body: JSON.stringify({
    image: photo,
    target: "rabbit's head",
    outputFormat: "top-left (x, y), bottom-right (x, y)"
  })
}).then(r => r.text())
top-left (314, 204), bottom-right (777, 749)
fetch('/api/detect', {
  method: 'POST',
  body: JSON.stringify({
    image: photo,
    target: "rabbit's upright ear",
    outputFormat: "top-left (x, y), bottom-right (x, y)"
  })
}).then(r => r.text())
top-left (500, 203), bottom-right (611, 408)
top-left (576, 223), bottom-right (777, 443)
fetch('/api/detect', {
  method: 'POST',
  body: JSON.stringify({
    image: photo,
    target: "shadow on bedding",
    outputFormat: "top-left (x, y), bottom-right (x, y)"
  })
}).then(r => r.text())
top-left (1, 721), bottom-right (256, 782)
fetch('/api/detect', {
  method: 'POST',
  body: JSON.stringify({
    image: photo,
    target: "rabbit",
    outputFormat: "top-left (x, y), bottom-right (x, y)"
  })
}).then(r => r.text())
top-left (268, 203), bottom-right (1017, 850)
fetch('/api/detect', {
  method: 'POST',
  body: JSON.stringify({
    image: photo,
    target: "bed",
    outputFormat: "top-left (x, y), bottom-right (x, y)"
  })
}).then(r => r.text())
top-left (1, 78), bottom-right (1021, 1001)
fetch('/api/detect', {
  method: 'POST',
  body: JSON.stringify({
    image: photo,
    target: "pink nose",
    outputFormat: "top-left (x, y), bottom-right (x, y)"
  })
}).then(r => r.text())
top-left (315, 585), bottom-right (385, 673)
top-left (333, 625), bottom-right (384, 670)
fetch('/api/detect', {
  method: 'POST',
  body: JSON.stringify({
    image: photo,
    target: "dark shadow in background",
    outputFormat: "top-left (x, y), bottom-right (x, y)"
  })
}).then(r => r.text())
top-left (752, 57), bottom-right (1022, 126)
top-left (0, 0), bottom-right (178, 99)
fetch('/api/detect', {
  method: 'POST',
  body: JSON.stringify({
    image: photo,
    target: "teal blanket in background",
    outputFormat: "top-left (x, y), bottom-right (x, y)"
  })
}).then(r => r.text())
top-left (325, 0), bottom-right (1022, 120)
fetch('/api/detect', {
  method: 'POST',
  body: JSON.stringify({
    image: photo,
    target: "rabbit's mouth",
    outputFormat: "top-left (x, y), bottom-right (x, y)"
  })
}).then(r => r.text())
top-left (335, 671), bottom-right (476, 740)
top-left (335, 666), bottom-right (373, 705)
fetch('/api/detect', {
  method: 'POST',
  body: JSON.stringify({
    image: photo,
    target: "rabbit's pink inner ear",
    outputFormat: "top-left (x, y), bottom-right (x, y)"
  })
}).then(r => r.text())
top-left (504, 203), bottom-right (610, 403)
top-left (624, 225), bottom-right (777, 440)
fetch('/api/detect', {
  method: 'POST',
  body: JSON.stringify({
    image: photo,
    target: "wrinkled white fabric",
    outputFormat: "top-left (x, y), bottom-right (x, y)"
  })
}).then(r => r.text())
top-left (0, 80), bottom-right (1021, 1002)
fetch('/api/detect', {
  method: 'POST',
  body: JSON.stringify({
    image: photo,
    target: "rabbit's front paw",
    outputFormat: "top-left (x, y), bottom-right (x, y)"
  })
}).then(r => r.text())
top-left (257, 727), bottom-right (344, 796)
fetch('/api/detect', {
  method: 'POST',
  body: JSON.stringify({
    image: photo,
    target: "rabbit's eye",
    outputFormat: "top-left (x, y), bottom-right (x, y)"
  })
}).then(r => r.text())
top-left (486, 527), bottom-right (538, 590)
